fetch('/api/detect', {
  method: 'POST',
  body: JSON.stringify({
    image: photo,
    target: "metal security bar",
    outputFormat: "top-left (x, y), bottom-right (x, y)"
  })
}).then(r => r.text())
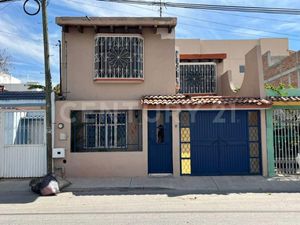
top-left (273, 109), bottom-right (300, 174)
top-left (180, 111), bottom-right (191, 175)
top-left (248, 111), bottom-right (261, 174)
top-left (83, 111), bottom-right (127, 149)
top-left (94, 35), bottom-right (144, 79)
top-left (71, 110), bottom-right (142, 152)
top-left (4, 111), bottom-right (45, 145)
top-left (179, 63), bottom-right (217, 94)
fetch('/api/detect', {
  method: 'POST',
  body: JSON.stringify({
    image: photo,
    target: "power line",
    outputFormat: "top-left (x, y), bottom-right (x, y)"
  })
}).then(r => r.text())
top-left (0, 0), bottom-right (19, 3)
top-left (202, 9), bottom-right (298, 24)
top-left (63, 0), bottom-right (300, 41)
top-left (164, 10), bottom-right (300, 39)
top-left (23, 0), bottom-right (41, 15)
top-left (0, 1), bottom-right (12, 10)
top-left (99, 1), bottom-right (300, 41)
top-left (97, 0), bottom-right (300, 15)
top-left (178, 22), bottom-right (299, 41)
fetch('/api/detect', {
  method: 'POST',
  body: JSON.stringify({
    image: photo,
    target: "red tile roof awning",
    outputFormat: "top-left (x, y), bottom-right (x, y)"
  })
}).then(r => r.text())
top-left (141, 95), bottom-right (272, 109)
top-left (268, 96), bottom-right (300, 102)
top-left (180, 53), bottom-right (227, 61)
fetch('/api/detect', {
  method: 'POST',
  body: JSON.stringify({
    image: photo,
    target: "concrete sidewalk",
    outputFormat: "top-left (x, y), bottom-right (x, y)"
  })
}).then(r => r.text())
top-left (1, 176), bottom-right (300, 194)
top-left (66, 176), bottom-right (300, 193)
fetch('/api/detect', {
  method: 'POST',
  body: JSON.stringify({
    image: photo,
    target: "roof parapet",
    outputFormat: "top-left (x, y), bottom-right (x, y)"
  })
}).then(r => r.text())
top-left (56, 17), bottom-right (177, 27)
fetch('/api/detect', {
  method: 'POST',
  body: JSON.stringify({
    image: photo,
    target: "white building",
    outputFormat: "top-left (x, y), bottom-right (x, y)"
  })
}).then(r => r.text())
top-left (0, 72), bottom-right (41, 92)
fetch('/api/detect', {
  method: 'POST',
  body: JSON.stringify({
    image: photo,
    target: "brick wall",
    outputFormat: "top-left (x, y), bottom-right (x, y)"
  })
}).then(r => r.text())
top-left (263, 51), bottom-right (300, 87)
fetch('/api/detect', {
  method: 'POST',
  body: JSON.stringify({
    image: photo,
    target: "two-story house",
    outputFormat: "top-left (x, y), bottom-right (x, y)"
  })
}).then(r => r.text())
top-left (54, 17), bottom-right (280, 178)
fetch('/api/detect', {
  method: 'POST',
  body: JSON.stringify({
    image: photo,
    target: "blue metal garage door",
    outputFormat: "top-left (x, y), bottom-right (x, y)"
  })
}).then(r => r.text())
top-left (180, 110), bottom-right (261, 176)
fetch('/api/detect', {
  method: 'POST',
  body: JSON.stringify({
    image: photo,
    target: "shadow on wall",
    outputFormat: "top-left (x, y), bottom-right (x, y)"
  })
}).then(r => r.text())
top-left (220, 45), bottom-right (266, 98)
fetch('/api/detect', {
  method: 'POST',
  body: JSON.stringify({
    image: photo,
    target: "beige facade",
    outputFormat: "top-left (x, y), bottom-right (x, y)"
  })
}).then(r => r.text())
top-left (54, 100), bottom-right (148, 177)
top-left (54, 17), bottom-right (277, 178)
top-left (60, 18), bottom-right (177, 101)
top-left (55, 17), bottom-right (179, 177)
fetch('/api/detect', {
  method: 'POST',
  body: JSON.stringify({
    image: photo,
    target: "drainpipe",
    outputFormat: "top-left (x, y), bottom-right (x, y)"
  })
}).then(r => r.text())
top-left (58, 40), bottom-right (62, 96)
top-left (51, 92), bottom-right (55, 154)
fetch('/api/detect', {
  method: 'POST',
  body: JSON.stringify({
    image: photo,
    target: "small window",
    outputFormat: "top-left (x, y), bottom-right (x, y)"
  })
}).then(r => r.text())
top-left (94, 35), bottom-right (144, 79)
top-left (239, 65), bottom-right (245, 73)
top-left (156, 112), bottom-right (165, 144)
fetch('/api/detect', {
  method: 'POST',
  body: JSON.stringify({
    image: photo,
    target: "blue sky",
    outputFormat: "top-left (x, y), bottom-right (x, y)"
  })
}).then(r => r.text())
top-left (1, 0), bottom-right (300, 85)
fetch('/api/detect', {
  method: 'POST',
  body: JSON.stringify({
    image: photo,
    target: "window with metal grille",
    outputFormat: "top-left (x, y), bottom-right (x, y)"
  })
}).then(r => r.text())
top-left (179, 63), bottom-right (217, 94)
top-left (71, 110), bottom-right (142, 152)
top-left (4, 111), bottom-right (45, 145)
top-left (94, 35), bottom-right (144, 79)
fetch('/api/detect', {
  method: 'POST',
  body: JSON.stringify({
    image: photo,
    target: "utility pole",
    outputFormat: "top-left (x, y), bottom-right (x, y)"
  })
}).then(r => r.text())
top-left (41, 0), bottom-right (53, 173)
top-left (159, 0), bottom-right (162, 17)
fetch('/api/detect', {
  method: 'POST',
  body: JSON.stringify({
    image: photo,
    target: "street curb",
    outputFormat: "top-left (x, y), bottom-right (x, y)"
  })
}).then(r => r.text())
top-left (63, 186), bottom-right (300, 194)
top-left (64, 186), bottom-right (172, 192)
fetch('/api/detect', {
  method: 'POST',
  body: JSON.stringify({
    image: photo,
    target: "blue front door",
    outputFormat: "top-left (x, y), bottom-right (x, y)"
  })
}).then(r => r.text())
top-left (148, 111), bottom-right (173, 174)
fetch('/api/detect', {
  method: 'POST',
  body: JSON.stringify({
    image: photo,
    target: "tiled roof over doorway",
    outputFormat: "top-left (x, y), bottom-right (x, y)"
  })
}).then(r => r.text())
top-left (141, 95), bottom-right (272, 109)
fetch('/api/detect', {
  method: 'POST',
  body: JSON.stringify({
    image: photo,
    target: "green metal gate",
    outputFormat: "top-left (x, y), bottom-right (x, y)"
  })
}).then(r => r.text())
top-left (273, 109), bottom-right (300, 174)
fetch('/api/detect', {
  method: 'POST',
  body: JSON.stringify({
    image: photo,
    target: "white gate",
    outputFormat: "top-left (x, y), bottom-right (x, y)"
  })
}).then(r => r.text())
top-left (0, 110), bottom-right (47, 178)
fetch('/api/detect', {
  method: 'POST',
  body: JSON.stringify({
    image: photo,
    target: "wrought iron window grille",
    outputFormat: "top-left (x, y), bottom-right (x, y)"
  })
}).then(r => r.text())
top-left (94, 34), bottom-right (144, 79)
top-left (71, 110), bottom-right (143, 152)
top-left (179, 62), bottom-right (217, 94)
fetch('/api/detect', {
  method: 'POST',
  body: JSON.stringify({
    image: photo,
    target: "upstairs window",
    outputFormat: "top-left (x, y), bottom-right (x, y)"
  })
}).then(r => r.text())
top-left (179, 63), bottom-right (217, 94)
top-left (94, 35), bottom-right (144, 79)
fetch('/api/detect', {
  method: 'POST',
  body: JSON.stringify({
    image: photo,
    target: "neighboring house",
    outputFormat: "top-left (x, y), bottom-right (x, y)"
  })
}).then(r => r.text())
top-left (54, 17), bottom-right (281, 178)
top-left (176, 38), bottom-right (289, 89)
top-left (0, 72), bottom-right (41, 91)
top-left (0, 72), bottom-right (21, 84)
top-left (263, 50), bottom-right (300, 87)
top-left (0, 91), bottom-right (46, 178)
top-left (266, 88), bottom-right (300, 176)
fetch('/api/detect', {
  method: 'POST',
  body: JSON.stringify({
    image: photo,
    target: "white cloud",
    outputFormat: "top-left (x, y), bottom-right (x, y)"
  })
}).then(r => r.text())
top-left (52, 0), bottom-right (158, 17)
top-left (0, 12), bottom-right (60, 82)
top-left (0, 32), bottom-right (43, 61)
top-left (232, 28), bottom-right (272, 38)
top-left (274, 22), bottom-right (300, 32)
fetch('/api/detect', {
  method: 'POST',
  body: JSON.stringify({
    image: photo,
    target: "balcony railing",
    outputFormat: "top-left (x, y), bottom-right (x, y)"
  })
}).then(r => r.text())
top-left (179, 63), bottom-right (217, 94)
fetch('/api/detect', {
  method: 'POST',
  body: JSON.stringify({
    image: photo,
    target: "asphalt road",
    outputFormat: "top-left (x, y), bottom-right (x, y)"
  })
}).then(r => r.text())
top-left (1, 190), bottom-right (300, 225)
